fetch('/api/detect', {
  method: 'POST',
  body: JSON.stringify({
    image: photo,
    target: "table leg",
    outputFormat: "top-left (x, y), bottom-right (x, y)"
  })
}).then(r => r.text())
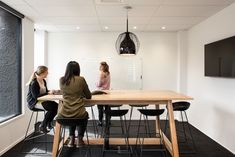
top-left (104, 106), bottom-right (110, 149)
top-left (52, 122), bottom-right (61, 157)
top-left (166, 100), bottom-right (179, 157)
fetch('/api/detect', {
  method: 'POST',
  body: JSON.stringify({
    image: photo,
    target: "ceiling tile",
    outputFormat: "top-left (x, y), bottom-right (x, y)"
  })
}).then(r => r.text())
top-left (101, 24), bottom-right (125, 31)
top-left (54, 25), bottom-right (101, 32)
top-left (99, 17), bottom-right (150, 25)
top-left (124, 0), bottom-right (163, 6)
top-left (2, 0), bottom-right (235, 32)
top-left (1, 0), bottom-right (26, 6)
top-left (24, 0), bottom-right (94, 6)
top-left (95, 6), bottom-right (127, 17)
top-left (96, 5), bottom-right (157, 17)
top-left (35, 24), bottom-right (58, 31)
top-left (146, 24), bottom-right (192, 31)
top-left (34, 6), bottom-right (97, 17)
top-left (149, 17), bottom-right (205, 25)
top-left (154, 5), bottom-right (227, 17)
top-left (128, 6), bottom-right (158, 17)
top-left (8, 5), bottom-right (40, 18)
top-left (163, 0), bottom-right (235, 6)
top-left (34, 17), bottom-right (99, 25)
top-left (101, 24), bottom-right (146, 32)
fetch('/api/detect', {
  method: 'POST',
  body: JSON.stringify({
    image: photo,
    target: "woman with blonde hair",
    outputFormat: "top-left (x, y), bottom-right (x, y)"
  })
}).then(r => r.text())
top-left (27, 66), bottom-right (58, 133)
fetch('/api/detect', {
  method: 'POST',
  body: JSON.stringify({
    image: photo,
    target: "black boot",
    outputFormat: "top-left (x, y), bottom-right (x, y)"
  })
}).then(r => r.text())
top-left (47, 121), bottom-right (54, 130)
top-left (76, 136), bottom-right (85, 148)
top-left (39, 123), bottom-right (50, 133)
top-left (67, 136), bottom-right (75, 147)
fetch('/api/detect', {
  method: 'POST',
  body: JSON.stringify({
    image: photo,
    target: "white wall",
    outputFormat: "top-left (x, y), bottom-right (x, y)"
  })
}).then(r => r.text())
top-left (47, 32), bottom-right (178, 119)
top-left (186, 3), bottom-right (235, 153)
top-left (0, 18), bottom-right (35, 155)
top-left (47, 32), bottom-right (178, 90)
top-left (34, 30), bottom-right (48, 68)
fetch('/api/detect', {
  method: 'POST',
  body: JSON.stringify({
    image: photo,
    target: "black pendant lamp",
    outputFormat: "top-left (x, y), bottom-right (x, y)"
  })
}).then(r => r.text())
top-left (115, 6), bottom-right (140, 56)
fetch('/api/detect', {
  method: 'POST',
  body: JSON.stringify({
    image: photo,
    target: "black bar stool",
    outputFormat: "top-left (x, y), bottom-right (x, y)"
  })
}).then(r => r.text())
top-left (102, 109), bottom-right (132, 157)
top-left (21, 108), bottom-right (48, 154)
top-left (128, 104), bottom-right (149, 134)
top-left (137, 109), bottom-right (166, 157)
top-left (56, 117), bottom-right (91, 157)
top-left (165, 101), bottom-right (196, 153)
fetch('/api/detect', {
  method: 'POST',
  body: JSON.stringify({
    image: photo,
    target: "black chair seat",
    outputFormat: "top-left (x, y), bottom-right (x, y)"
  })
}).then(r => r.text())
top-left (105, 109), bottom-right (128, 117)
top-left (84, 104), bottom-right (95, 107)
top-left (138, 109), bottom-right (165, 116)
top-left (56, 118), bottom-right (88, 126)
top-left (173, 101), bottom-right (190, 111)
top-left (110, 104), bottom-right (123, 108)
top-left (129, 104), bottom-right (149, 107)
top-left (31, 107), bottom-right (45, 112)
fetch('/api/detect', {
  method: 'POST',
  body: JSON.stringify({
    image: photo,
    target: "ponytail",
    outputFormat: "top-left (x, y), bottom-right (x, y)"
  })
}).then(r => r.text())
top-left (26, 72), bottom-right (37, 86)
top-left (26, 65), bottom-right (48, 86)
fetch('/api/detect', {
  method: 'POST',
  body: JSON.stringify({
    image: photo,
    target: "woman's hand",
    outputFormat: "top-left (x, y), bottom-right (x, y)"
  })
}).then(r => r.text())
top-left (49, 90), bottom-right (61, 95)
top-left (48, 90), bottom-right (55, 95)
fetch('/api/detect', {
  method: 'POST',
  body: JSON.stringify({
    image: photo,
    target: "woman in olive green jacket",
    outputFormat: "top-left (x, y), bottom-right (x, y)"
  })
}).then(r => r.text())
top-left (58, 61), bottom-right (91, 147)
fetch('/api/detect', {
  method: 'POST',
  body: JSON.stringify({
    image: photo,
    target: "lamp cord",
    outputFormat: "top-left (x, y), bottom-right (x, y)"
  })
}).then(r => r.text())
top-left (126, 8), bottom-right (129, 32)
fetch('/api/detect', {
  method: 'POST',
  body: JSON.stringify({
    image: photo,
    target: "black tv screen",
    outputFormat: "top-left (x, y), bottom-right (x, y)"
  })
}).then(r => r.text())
top-left (205, 36), bottom-right (235, 78)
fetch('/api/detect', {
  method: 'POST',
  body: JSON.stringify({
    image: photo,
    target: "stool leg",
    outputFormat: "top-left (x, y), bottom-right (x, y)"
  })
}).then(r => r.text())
top-left (144, 115), bottom-right (151, 137)
top-left (21, 111), bottom-right (48, 154)
top-left (139, 115), bottom-right (146, 157)
top-left (135, 114), bottom-right (142, 157)
top-left (90, 106), bottom-right (98, 138)
top-left (184, 111), bottom-right (197, 152)
top-left (35, 111), bottom-right (39, 127)
top-left (25, 112), bottom-right (34, 139)
top-left (120, 116), bottom-right (125, 134)
top-left (123, 115), bottom-right (132, 154)
top-left (20, 112), bottom-right (34, 152)
top-left (85, 129), bottom-right (91, 157)
top-left (128, 106), bottom-right (134, 133)
top-left (142, 106), bottom-right (149, 136)
top-left (180, 111), bottom-right (187, 142)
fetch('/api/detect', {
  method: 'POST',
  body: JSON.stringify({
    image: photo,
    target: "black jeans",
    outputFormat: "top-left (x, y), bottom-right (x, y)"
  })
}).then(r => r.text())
top-left (69, 112), bottom-right (88, 138)
top-left (97, 105), bottom-right (110, 123)
top-left (41, 101), bottom-right (58, 127)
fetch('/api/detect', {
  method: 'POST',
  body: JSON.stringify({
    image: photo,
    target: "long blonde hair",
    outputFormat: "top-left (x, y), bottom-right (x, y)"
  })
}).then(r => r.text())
top-left (26, 66), bottom-right (48, 86)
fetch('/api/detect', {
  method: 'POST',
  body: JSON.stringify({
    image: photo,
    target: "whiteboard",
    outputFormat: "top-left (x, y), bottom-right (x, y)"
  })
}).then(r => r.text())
top-left (78, 58), bottom-right (143, 91)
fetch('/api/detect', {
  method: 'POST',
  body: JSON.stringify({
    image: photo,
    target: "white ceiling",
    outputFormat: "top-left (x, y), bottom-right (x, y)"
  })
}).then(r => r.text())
top-left (2, 0), bottom-right (235, 32)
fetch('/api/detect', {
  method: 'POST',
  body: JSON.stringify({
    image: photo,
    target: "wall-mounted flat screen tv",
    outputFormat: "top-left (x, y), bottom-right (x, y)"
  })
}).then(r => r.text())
top-left (205, 36), bottom-right (235, 78)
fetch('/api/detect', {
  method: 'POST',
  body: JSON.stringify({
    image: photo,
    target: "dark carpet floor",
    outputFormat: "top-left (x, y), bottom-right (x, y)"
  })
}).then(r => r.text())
top-left (1, 120), bottom-right (235, 157)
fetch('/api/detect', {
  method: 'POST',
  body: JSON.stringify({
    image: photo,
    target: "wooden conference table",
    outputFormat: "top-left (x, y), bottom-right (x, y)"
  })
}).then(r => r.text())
top-left (38, 90), bottom-right (193, 157)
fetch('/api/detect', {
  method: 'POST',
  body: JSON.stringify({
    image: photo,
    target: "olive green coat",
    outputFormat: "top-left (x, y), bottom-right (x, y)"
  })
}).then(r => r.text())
top-left (58, 76), bottom-right (91, 118)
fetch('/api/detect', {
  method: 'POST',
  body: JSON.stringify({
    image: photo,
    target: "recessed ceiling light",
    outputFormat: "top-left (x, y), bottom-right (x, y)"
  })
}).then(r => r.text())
top-left (76, 26), bottom-right (80, 30)
top-left (161, 26), bottom-right (166, 30)
top-left (104, 26), bottom-right (109, 30)
top-left (133, 26), bottom-right (137, 29)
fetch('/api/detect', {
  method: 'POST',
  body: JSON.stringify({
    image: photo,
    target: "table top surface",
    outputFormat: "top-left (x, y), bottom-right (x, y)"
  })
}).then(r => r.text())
top-left (38, 90), bottom-right (193, 104)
